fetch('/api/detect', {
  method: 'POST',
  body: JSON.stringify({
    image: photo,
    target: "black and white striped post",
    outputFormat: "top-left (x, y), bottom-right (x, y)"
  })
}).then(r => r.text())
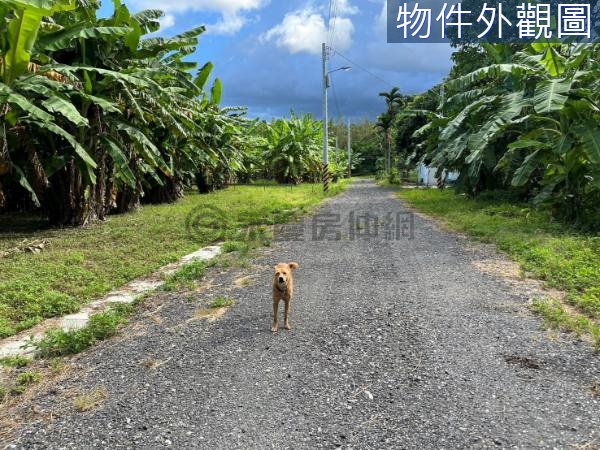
top-left (323, 163), bottom-right (330, 192)
top-left (322, 42), bottom-right (330, 193)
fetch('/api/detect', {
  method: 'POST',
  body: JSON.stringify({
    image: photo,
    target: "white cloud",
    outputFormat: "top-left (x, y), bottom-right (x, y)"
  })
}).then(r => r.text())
top-left (210, 12), bottom-right (246, 34)
top-left (159, 14), bottom-right (176, 31)
top-left (132, 0), bottom-right (268, 35)
top-left (262, 8), bottom-right (354, 55)
top-left (335, 0), bottom-right (359, 15)
top-left (375, 1), bottom-right (387, 38)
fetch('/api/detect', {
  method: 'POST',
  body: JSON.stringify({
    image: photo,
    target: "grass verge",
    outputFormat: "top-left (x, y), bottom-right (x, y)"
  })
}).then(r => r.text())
top-left (0, 181), bottom-right (349, 338)
top-left (395, 187), bottom-right (600, 348)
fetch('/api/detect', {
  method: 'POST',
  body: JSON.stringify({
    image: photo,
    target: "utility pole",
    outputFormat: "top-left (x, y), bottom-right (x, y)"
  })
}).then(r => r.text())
top-left (347, 120), bottom-right (351, 178)
top-left (387, 139), bottom-right (392, 173)
top-left (322, 42), bottom-right (330, 193)
top-left (322, 44), bottom-right (351, 191)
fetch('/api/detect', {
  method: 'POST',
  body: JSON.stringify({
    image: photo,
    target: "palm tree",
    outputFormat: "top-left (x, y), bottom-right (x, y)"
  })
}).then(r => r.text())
top-left (376, 113), bottom-right (393, 173)
top-left (377, 87), bottom-right (405, 173)
top-left (378, 87), bottom-right (404, 117)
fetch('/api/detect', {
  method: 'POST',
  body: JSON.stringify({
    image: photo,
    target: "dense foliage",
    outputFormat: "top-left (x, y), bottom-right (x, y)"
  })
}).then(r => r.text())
top-left (0, 0), bottom-right (357, 227)
top-left (392, 43), bottom-right (600, 230)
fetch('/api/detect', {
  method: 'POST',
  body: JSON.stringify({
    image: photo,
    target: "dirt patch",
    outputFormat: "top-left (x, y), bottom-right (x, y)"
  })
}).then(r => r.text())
top-left (193, 278), bottom-right (220, 294)
top-left (193, 308), bottom-right (229, 322)
top-left (234, 275), bottom-right (256, 288)
top-left (472, 259), bottom-right (522, 279)
top-left (471, 257), bottom-right (569, 307)
top-left (141, 358), bottom-right (172, 370)
top-left (73, 387), bottom-right (108, 412)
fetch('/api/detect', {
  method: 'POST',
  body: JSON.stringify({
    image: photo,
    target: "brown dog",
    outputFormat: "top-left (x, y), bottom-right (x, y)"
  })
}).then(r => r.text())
top-left (272, 262), bottom-right (299, 332)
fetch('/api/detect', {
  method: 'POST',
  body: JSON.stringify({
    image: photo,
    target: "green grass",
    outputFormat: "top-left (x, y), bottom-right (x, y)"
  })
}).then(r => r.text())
top-left (32, 304), bottom-right (133, 358)
top-left (209, 295), bottom-right (235, 308)
top-left (0, 181), bottom-right (349, 338)
top-left (0, 355), bottom-right (32, 368)
top-left (16, 370), bottom-right (41, 386)
top-left (221, 240), bottom-right (250, 255)
top-left (396, 188), bottom-right (600, 347)
top-left (532, 299), bottom-right (600, 348)
top-left (162, 259), bottom-right (218, 292)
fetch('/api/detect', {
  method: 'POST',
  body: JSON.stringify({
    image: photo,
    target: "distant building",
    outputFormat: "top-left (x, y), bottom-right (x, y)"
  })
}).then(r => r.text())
top-left (417, 164), bottom-right (459, 187)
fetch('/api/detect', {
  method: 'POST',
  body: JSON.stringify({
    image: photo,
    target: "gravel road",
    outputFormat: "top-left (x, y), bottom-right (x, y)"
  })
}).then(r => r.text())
top-left (7, 179), bottom-right (600, 449)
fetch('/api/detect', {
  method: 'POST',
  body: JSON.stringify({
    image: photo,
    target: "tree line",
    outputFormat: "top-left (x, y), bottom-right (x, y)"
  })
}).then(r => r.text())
top-left (0, 0), bottom-right (370, 228)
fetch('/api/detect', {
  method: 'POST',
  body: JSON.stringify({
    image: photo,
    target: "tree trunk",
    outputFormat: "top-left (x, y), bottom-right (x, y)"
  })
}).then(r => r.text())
top-left (114, 184), bottom-right (141, 214)
top-left (196, 170), bottom-right (213, 194)
top-left (44, 161), bottom-right (91, 226)
top-left (144, 177), bottom-right (184, 204)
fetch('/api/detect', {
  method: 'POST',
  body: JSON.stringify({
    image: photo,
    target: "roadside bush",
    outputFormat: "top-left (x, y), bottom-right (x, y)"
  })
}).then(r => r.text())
top-left (387, 168), bottom-right (401, 185)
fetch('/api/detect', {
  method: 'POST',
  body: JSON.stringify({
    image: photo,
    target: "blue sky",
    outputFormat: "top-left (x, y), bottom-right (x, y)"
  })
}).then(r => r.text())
top-left (100, 0), bottom-right (454, 121)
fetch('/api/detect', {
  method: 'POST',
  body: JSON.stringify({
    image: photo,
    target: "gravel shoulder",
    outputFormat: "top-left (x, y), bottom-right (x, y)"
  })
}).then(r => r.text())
top-left (5, 179), bottom-right (599, 449)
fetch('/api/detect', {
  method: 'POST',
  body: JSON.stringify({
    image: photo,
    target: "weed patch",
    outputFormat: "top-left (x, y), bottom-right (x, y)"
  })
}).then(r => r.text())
top-left (33, 305), bottom-right (133, 358)
top-left (163, 260), bottom-right (217, 292)
top-left (222, 241), bottom-right (250, 255)
top-left (74, 387), bottom-right (107, 412)
top-left (209, 296), bottom-right (235, 309)
top-left (591, 380), bottom-right (600, 397)
top-left (531, 299), bottom-right (600, 348)
top-left (16, 371), bottom-right (41, 386)
top-left (0, 356), bottom-right (32, 369)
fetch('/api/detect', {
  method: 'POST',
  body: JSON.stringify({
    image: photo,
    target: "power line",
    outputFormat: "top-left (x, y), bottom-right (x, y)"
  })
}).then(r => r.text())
top-left (331, 48), bottom-right (396, 88)
top-left (328, 0), bottom-right (339, 47)
top-left (331, 0), bottom-right (339, 46)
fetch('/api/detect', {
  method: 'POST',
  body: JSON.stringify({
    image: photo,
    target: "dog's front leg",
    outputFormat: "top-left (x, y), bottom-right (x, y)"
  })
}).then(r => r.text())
top-left (271, 298), bottom-right (280, 332)
top-left (284, 299), bottom-right (292, 330)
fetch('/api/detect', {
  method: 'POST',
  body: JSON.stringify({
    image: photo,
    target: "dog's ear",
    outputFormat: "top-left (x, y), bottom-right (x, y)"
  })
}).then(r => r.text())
top-left (288, 262), bottom-right (299, 270)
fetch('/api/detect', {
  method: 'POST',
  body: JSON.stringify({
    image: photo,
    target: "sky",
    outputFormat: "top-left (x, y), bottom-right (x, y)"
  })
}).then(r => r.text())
top-left (99, 0), bottom-right (455, 122)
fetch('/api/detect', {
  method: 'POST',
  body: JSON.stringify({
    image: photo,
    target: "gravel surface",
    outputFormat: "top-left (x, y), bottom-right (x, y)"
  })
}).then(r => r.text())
top-left (7, 180), bottom-right (600, 449)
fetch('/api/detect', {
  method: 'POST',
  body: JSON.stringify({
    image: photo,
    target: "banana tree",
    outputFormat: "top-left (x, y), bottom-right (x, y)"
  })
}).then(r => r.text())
top-left (261, 114), bottom-right (322, 184)
top-left (0, 0), bottom-right (98, 213)
top-left (417, 42), bottom-right (600, 226)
